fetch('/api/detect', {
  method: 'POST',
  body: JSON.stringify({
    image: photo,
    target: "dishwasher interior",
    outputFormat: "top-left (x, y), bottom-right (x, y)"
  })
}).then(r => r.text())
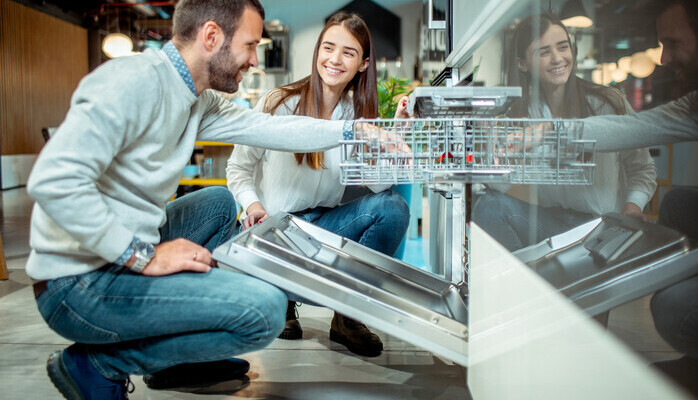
top-left (213, 85), bottom-right (698, 367)
top-left (214, 86), bottom-right (605, 366)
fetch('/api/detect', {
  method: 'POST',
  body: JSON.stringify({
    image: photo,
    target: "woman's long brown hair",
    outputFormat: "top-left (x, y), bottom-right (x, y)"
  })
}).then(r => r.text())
top-left (508, 13), bottom-right (628, 118)
top-left (262, 12), bottom-right (378, 169)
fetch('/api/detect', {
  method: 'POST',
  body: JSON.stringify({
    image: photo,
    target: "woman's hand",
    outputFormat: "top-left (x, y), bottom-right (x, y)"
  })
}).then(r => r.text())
top-left (395, 96), bottom-right (411, 119)
top-left (242, 202), bottom-right (269, 230)
top-left (621, 202), bottom-right (647, 221)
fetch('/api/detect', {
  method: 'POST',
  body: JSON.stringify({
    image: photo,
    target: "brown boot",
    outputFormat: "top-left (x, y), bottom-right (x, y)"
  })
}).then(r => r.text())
top-left (329, 312), bottom-right (383, 357)
top-left (278, 301), bottom-right (302, 340)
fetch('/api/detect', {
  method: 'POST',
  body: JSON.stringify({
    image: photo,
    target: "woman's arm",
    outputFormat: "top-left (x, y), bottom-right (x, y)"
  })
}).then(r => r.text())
top-left (225, 144), bottom-right (266, 216)
top-left (619, 148), bottom-right (657, 217)
top-left (225, 93), bottom-right (272, 224)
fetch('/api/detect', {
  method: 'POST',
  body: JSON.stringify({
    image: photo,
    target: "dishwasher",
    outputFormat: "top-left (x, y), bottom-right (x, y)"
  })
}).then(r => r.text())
top-left (212, 86), bottom-right (619, 367)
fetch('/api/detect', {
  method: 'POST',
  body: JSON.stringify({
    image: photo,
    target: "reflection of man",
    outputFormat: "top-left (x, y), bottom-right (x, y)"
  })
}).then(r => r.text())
top-left (582, 0), bottom-right (697, 394)
top-left (28, 0), bottom-right (356, 398)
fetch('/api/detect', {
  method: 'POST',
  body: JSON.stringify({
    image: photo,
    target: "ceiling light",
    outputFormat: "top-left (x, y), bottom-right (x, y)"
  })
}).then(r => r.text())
top-left (102, 33), bottom-right (134, 58)
top-left (618, 56), bottom-right (632, 73)
top-left (645, 47), bottom-right (662, 65)
top-left (611, 68), bottom-right (627, 82)
top-left (592, 67), bottom-right (603, 85)
top-left (560, 0), bottom-right (593, 28)
top-left (629, 52), bottom-right (656, 78)
top-left (258, 27), bottom-right (272, 47)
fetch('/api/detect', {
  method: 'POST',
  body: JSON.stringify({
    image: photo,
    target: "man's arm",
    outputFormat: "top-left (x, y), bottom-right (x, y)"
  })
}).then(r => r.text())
top-left (583, 91), bottom-right (698, 151)
top-left (198, 91), bottom-right (348, 152)
top-left (27, 62), bottom-right (161, 264)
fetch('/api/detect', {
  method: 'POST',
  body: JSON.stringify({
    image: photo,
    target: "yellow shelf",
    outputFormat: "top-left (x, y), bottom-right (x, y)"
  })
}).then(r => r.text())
top-left (195, 141), bottom-right (234, 147)
top-left (179, 178), bottom-right (227, 186)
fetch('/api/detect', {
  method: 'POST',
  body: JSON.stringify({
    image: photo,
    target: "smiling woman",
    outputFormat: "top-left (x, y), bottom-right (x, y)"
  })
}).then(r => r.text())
top-left (226, 11), bottom-right (409, 358)
top-left (470, 12), bottom-right (657, 253)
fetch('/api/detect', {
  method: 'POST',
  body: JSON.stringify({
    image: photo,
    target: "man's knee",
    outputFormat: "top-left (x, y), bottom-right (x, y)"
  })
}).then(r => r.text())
top-left (246, 282), bottom-right (287, 343)
top-left (206, 186), bottom-right (237, 210)
top-left (472, 191), bottom-right (509, 224)
top-left (659, 189), bottom-right (682, 225)
top-left (651, 278), bottom-right (698, 353)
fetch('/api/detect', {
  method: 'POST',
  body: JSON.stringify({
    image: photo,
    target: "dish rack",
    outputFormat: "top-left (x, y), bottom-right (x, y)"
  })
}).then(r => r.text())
top-left (339, 118), bottom-right (595, 186)
top-left (339, 105), bottom-right (596, 285)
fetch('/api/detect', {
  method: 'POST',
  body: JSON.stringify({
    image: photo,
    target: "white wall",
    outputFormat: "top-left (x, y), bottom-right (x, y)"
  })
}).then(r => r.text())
top-left (472, 31), bottom-right (503, 86)
top-left (260, 0), bottom-right (421, 82)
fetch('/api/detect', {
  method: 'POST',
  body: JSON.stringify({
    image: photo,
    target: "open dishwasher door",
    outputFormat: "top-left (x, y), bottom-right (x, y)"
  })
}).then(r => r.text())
top-left (213, 213), bottom-right (469, 366)
top-left (514, 213), bottom-right (698, 316)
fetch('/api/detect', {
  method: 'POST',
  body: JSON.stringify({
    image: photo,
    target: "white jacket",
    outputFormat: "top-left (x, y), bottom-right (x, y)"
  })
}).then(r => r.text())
top-left (226, 91), bottom-right (389, 217)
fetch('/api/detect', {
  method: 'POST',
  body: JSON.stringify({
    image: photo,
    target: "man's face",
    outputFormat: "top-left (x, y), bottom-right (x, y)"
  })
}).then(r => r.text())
top-left (208, 7), bottom-right (262, 93)
top-left (657, 4), bottom-right (698, 85)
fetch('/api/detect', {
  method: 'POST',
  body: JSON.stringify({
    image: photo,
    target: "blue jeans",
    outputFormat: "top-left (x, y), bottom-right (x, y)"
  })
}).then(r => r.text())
top-left (471, 189), bottom-right (595, 252)
top-left (35, 187), bottom-right (287, 380)
top-left (651, 188), bottom-right (698, 358)
top-left (292, 190), bottom-right (410, 257)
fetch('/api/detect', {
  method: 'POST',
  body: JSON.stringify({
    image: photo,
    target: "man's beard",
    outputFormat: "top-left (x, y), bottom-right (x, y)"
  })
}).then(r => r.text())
top-left (666, 55), bottom-right (698, 93)
top-left (208, 43), bottom-right (241, 93)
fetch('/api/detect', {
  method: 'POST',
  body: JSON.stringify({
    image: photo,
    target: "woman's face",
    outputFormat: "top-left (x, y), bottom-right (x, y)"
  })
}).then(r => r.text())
top-left (316, 25), bottom-right (368, 92)
top-left (521, 24), bottom-right (573, 89)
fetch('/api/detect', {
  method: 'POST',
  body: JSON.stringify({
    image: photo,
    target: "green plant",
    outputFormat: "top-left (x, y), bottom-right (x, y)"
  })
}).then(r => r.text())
top-left (377, 77), bottom-right (413, 118)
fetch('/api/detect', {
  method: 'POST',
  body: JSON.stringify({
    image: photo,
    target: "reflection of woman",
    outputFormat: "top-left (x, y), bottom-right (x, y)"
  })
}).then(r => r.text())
top-left (226, 12), bottom-right (409, 357)
top-left (472, 13), bottom-right (656, 251)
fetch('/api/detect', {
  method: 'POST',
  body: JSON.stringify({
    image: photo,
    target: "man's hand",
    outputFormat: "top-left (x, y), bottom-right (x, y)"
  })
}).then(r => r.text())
top-left (506, 122), bottom-right (552, 153)
top-left (354, 122), bottom-right (412, 158)
top-left (242, 201), bottom-right (269, 230)
top-left (621, 202), bottom-right (647, 221)
top-left (141, 238), bottom-right (212, 276)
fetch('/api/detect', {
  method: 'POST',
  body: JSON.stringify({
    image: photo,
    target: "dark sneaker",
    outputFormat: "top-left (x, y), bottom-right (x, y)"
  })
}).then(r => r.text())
top-left (278, 301), bottom-right (303, 340)
top-left (47, 344), bottom-right (133, 400)
top-left (329, 313), bottom-right (383, 357)
top-left (143, 358), bottom-right (250, 390)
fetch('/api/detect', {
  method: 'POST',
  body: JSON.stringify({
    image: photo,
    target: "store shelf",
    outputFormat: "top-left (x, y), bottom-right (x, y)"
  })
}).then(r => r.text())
top-left (195, 141), bottom-right (233, 147)
top-left (178, 142), bottom-right (233, 189)
top-left (179, 178), bottom-right (227, 186)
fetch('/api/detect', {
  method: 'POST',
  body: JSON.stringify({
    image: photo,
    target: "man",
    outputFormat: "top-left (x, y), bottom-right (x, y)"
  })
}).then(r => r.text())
top-left (581, 0), bottom-right (698, 394)
top-left (27, 1), bottom-right (383, 399)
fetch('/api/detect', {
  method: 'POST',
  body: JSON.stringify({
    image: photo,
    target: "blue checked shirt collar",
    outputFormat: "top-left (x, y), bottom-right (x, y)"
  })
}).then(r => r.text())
top-left (163, 41), bottom-right (197, 96)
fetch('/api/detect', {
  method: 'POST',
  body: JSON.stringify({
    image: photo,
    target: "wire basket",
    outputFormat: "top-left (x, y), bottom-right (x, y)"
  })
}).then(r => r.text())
top-left (339, 118), bottom-right (595, 185)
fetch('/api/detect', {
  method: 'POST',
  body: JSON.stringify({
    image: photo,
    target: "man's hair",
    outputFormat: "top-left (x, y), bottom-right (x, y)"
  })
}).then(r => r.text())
top-left (657, 0), bottom-right (698, 37)
top-left (173, 0), bottom-right (265, 44)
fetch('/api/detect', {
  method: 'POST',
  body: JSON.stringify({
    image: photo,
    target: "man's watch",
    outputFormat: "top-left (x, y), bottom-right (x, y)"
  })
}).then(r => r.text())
top-left (129, 240), bottom-right (155, 273)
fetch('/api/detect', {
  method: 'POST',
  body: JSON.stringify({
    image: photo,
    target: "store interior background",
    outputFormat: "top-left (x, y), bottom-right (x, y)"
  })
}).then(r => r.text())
top-left (0, 0), bottom-right (696, 398)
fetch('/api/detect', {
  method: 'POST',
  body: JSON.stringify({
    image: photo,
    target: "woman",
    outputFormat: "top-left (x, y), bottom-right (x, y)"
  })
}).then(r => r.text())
top-left (472, 13), bottom-right (656, 251)
top-left (226, 12), bottom-right (409, 357)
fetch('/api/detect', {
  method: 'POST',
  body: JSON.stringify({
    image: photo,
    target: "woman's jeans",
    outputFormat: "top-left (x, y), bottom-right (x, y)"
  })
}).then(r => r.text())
top-left (651, 188), bottom-right (698, 358)
top-left (471, 189), bottom-right (595, 252)
top-left (292, 190), bottom-right (410, 257)
top-left (35, 187), bottom-right (287, 380)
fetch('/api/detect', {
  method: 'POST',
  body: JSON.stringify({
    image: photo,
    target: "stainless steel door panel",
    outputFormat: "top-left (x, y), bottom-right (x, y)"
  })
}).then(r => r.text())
top-left (213, 213), bottom-right (469, 366)
top-left (515, 213), bottom-right (698, 316)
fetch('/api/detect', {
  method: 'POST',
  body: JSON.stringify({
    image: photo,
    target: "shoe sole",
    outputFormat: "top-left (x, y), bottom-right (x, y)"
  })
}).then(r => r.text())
top-left (329, 330), bottom-right (383, 357)
top-left (47, 351), bottom-right (83, 400)
top-left (277, 328), bottom-right (302, 340)
top-left (277, 320), bottom-right (302, 340)
top-left (176, 375), bottom-right (251, 394)
top-left (143, 359), bottom-right (250, 390)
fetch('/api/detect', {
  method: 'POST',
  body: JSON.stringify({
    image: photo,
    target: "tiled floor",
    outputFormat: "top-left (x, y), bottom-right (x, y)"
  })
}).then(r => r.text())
top-left (0, 187), bottom-right (684, 399)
